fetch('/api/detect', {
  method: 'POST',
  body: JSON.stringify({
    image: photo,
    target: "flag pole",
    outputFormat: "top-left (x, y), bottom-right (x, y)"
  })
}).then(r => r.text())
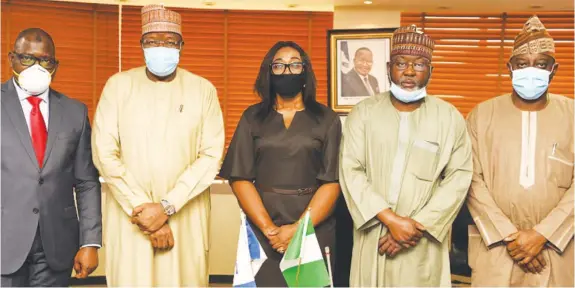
top-left (324, 246), bottom-right (334, 288)
top-left (295, 208), bottom-right (311, 286)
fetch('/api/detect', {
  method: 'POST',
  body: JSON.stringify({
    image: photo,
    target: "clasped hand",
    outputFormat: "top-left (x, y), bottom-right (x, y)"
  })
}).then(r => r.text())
top-left (504, 229), bottom-right (548, 274)
top-left (265, 224), bottom-right (298, 254)
top-left (148, 223), bottom-right (175, 250)
top-left (378, 234), bottom-right (403, 257)
top-left (131, 203), bottom-right (169, 234)
top-left (131, 203), bottom-right (174, 250)
top-left (385, 214), bottom-right (426, 248)
top-left (378, 215), bottom-right (425, 257)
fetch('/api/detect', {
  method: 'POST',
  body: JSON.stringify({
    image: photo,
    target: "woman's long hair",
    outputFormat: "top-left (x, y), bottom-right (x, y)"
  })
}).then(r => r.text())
top-left (253, 41), bottom-right (323, 121)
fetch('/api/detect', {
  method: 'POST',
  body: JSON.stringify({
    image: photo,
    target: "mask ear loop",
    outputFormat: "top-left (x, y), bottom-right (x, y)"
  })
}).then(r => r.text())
top-left (12, 69), bottom-right (23, 86)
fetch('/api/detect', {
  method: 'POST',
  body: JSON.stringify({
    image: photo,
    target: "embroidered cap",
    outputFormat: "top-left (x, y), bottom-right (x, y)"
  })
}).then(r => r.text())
top-left (391, 24), bottom-right (435, 61)
top-left (511, 15), bottom-right (555, 59)
top-left (141, 4), bottom-right (182, 36)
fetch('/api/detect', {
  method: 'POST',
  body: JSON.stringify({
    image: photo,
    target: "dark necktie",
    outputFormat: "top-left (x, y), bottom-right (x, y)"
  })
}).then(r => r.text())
top-left (27, 96), bottom-right (47, 168)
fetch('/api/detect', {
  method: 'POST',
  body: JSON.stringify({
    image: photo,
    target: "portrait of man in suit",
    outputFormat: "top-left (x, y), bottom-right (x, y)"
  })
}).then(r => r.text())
top-left (342, 47), bottom-right (380, 97)
top-left (1, 28), bottom-right (102, 287)
top-left (329, 30), bottom-right (392, 113)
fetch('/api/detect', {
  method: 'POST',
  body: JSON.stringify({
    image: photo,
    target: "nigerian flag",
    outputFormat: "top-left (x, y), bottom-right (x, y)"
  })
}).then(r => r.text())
top-left (280, 210), bottom-right (331, 287)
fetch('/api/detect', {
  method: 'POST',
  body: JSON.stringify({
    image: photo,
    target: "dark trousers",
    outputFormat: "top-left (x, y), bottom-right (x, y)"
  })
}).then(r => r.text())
top-left (334, 196), bottom-right (353, 287)
top-left (1, 226), bottom-right (71, 287)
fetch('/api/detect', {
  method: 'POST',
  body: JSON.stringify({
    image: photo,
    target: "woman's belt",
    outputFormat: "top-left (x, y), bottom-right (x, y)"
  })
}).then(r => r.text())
top-left (257, 185), bottom-right (318, 196)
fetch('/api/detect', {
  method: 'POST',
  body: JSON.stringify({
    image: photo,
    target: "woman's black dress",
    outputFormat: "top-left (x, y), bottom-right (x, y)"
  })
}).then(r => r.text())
top-left (218, 103), bottom-right (341, 287)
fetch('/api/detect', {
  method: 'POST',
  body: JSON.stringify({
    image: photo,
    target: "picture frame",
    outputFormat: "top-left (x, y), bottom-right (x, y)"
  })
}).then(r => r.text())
top-left (327, 28), bottom-right (396, 114)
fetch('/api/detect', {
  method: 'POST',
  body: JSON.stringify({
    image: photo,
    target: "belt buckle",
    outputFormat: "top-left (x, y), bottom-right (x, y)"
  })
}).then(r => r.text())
top-left (297, 188), bottom-right (312, 196)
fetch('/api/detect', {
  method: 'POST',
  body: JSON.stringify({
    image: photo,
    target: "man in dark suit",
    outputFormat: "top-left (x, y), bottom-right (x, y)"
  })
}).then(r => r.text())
top-left (341, 47), bottom-right (380, 97)
top-left (1, 28), bottom-right (102, 287)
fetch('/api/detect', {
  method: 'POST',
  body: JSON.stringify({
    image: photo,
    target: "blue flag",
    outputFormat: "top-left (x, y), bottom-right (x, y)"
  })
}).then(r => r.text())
top-left (233, 212), bottom-right (267, 287)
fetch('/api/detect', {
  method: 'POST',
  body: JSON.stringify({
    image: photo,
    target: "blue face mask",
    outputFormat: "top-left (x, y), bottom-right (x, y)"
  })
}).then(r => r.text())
top-left (143, 47), bottom-right (179, 77)
top-left (390, 82), bottom-right (427, 103)
top-left (512, 67), bottom-right (551, 100)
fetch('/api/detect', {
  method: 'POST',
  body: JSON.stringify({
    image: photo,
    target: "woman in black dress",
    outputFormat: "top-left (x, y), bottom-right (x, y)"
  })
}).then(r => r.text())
top-left (218, 41), bottom-right (341, 287)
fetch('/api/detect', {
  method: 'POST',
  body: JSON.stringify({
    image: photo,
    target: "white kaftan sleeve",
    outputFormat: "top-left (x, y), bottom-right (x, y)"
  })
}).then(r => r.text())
top-left (339, 104), bottom-right (391, 232)
top-left (92, 74), bottom-right (152, 216)
top-left (163, 83), bottom-right (225, 212)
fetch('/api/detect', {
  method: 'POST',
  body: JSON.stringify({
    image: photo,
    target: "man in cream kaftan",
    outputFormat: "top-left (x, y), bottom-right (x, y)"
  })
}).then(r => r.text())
top-left (467, 16), bottom-right (574, 287)
top-left (91, 5), bottom-right (224, 286)
top-left (467, 94), bottom-right (573, 287)
top-left (340, 25), bottom-right (473, 287)
top-left (340, 91), bottom-right (473, 286)
top-left (93, 65), bottom-right (224, 286)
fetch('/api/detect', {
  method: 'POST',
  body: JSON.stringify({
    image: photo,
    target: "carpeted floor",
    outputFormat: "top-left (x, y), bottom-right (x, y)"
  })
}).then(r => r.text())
top-left (71, 275), bottom-right (471, 287)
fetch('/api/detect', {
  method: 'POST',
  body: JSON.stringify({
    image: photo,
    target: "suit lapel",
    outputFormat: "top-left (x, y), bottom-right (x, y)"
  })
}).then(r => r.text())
top-left (1, 79), bottom-right (39, 171)
top-left (42, 91), bottom-right (62, 168)
top-left (369, 76), bottom-right (379, 94)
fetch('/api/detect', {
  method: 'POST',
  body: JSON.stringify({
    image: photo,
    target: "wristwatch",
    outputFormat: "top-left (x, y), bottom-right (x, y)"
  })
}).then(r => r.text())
top-left (160, 199), bottom-right (176, 216)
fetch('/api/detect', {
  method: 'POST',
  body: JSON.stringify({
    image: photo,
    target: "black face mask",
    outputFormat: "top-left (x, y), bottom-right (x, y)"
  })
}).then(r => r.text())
top-left (271, 74), bottom-right (305, 99)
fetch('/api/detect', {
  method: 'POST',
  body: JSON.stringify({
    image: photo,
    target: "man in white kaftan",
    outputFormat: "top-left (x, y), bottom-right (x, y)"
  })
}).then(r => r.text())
top-left (339, 25), bottom-right (473, 287)
top-left (92, 4), bottom-right (224, 286)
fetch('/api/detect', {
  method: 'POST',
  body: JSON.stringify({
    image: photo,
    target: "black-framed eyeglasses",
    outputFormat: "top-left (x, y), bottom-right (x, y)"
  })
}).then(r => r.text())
top-left (10, 52), bottom-right (58, 70)
top-left (355, 60), bottom-right (374, 66)
top-left (140, 39), bottom-right (184, 49)
top-left (270, 62), bottom-right (305, 75)
top-left (510, 60), bottom-right (555, 70)
top-left (391, 60), bottom-right (430, 72)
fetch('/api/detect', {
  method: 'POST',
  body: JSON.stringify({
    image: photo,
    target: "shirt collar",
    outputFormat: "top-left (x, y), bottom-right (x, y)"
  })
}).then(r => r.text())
top-left (13, 78), bottom-right (50, 103)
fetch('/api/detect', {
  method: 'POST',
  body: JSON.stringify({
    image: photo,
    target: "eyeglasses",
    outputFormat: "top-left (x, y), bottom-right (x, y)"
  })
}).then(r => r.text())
top-left (355, 60), bottom-right (373, 66)
top-left (271, 62), bottom-right (305, 75)
top-left (11, 52), bottom-right (58, 70)
top-left (392, 60), bottom-right (430, 72)
top-left (140, 39), bottom-right (183, 49)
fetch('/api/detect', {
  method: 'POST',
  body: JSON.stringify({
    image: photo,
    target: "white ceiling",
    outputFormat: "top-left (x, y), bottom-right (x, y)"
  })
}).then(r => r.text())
top-left (52, 0), bottom-right (334, 11)
top-left (53, 0), bottom-right (574, 12)
top-left (335, 0), bottom-right (573, 12)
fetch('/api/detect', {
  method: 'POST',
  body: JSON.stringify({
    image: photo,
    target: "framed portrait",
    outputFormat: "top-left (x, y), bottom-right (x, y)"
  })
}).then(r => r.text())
top-left (327, 28), bottom-right (396, 114)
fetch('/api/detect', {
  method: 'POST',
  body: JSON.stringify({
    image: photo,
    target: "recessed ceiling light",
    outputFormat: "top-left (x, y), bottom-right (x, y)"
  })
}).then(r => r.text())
top-left (437, 6), bottom-right (450, 10)
top-left (287, 4), bottom-right (298, 8)
top-left (364, 0), bottom-right (373, 4)
top-left (203, 1), bottom-right (216, 6)
top-left (529, 5), bottom-right (543, 9)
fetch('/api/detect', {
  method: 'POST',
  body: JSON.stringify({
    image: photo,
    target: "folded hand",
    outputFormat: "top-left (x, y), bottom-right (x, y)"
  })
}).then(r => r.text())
top-left (504, 229), bottom-right (547, 266)
top-left (149, 223), bottom-right (175, 250)
top-left (378, 234), bottom-right (403, 257)
top-left (385, 214), bottom-right (425, 248)
top-left (518, 252), bottom-right (547, 274)
top-left (131, 203), bottom-right (169, 234)
top-left (269, 224), bottom-right (298, 254)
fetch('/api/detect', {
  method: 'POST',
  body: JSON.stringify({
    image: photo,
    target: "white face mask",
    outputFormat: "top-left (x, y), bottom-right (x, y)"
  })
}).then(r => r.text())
top-left (390, 81), bottom-right (427, 103)
top-left (14, 64), bottom-right (52, 95)
top-left (143, 47), bottom-right (180, 77)
top-left (512, 67), bottom-right (551, 100)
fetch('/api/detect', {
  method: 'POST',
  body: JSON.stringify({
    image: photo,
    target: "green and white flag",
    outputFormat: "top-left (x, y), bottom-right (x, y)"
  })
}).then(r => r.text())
top-left (280, 210), bottom-right (331, 287)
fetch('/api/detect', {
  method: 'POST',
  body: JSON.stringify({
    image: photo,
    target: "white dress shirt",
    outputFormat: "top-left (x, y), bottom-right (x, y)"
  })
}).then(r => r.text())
top-left (13, 79), bottom-right (100, 249)
top-left (13, 79), bottom-right (49, 132)
top-left (362, 75), bottom-right (375, 96)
